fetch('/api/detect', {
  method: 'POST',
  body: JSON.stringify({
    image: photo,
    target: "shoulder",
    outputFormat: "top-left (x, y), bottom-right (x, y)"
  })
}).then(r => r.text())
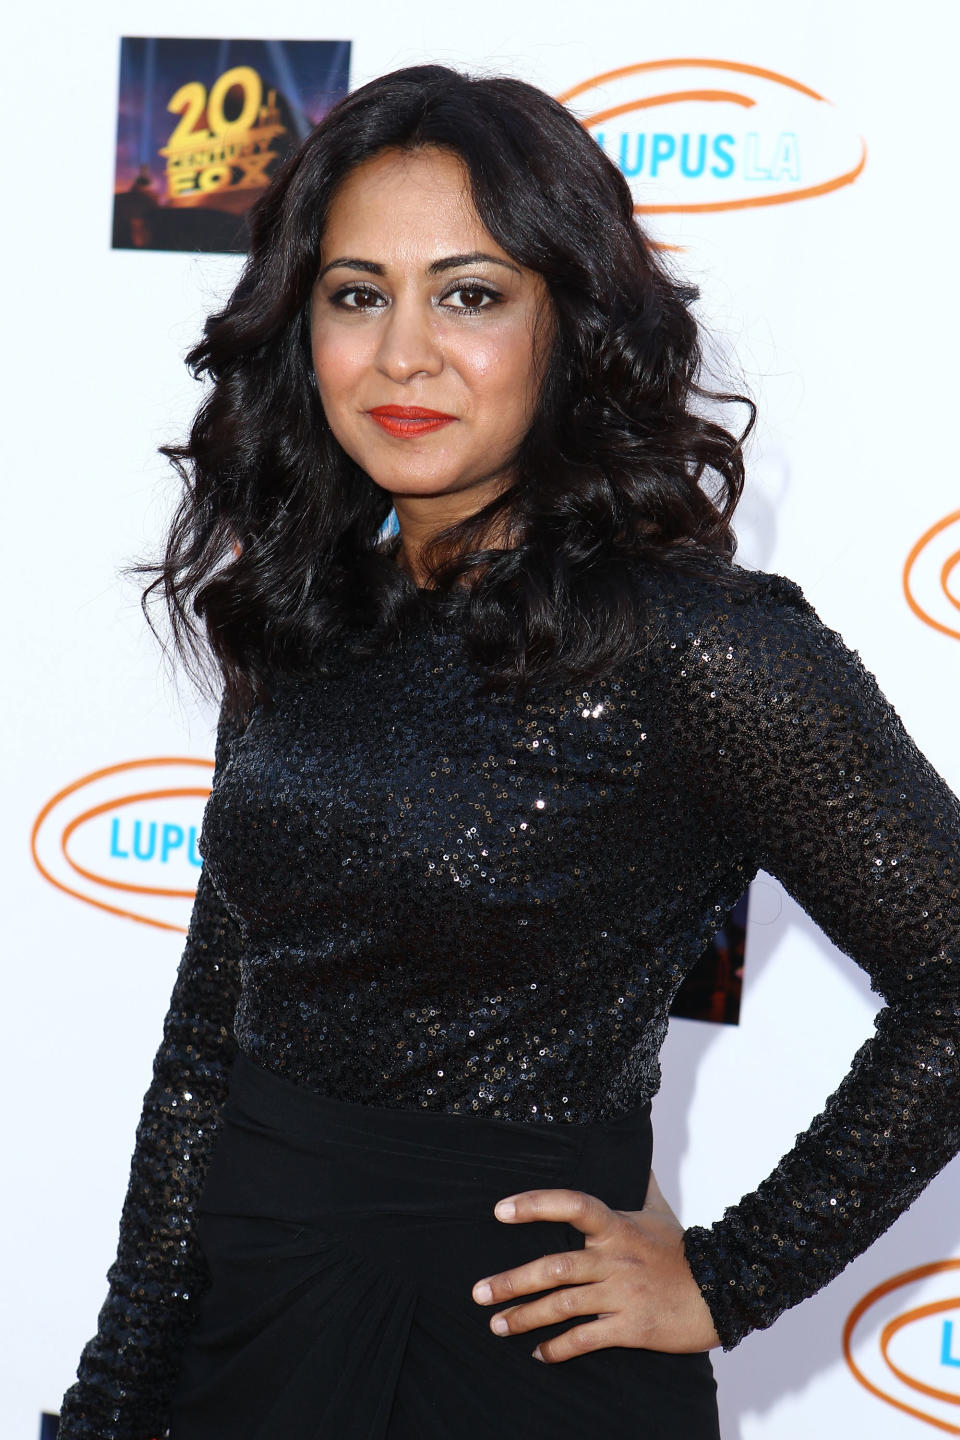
top-left (214, 691), bottom-right (256, 770)
top-left (618, 553), bottom-right (876, 727)
top-left (622, 551), bottom-right (821, 654)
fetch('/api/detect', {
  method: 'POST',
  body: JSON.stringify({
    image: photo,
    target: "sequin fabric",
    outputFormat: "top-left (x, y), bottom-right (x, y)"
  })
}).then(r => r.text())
top-left (59, 560), bottom-right (960, 1435)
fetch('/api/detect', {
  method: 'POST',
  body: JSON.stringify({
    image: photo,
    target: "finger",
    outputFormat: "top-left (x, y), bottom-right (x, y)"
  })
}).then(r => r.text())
top-left (532, 1317), bottom-right (622, 1364)
top-left (494, 1188), bottom-right (612, 1236)
top-left (472, 1248), bottom-right (603, 1306)
top-left (486, 1283), bottom-right (611, 1338)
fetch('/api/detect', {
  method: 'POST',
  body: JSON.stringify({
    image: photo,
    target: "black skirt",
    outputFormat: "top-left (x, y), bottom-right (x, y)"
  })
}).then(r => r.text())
top-left (167, 1051), bottom-right (720, 1439)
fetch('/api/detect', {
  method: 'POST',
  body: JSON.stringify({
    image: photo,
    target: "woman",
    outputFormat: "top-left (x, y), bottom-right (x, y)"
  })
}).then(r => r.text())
top-left (59, 64), bottom-right (960, 1439)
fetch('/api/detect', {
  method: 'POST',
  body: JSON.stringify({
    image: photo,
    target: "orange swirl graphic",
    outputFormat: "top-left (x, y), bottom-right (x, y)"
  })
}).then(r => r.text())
top-left (844, 1260), bottom-right (960, 1433)
top-left (61, 787), bottom-right (211, 899)
top-left (558, 57), bottom-right (867, 217)
top-left (555, 57), bottom-right (828, 105)
top-left (903, 510), bottom-right (960, 641)
top-left (31, 756), bottom-right (213, 931)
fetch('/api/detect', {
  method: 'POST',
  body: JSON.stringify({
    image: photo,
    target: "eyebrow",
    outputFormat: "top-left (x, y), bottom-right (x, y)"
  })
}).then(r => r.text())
top-left (316, 251), bottom-right (522, 281)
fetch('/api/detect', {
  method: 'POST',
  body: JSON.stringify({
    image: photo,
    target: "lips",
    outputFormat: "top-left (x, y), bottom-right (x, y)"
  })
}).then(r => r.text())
top-left (367, 405), bottom-right (457, 438)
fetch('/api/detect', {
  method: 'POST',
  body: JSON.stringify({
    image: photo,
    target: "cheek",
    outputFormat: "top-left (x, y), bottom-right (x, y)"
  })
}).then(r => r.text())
top-left (453, 323), bottom-right (539, 410)
top-left (311, 327), bottom-right (371, 408)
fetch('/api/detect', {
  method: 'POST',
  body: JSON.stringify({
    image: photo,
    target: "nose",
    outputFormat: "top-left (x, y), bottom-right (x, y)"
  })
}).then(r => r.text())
top-left (374, 297), bottom-right (444, 383)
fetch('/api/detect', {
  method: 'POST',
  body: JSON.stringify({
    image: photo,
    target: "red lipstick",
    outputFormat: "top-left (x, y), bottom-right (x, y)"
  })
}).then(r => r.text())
top-left (367, 405), bottom-right (457, 438)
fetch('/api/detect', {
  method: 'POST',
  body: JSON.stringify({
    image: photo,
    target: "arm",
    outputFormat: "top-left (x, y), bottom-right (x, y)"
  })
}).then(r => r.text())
top-left (58, 698), bottom-right (247, 1439)
top-left (680, 573), bottom-right (960, 1350)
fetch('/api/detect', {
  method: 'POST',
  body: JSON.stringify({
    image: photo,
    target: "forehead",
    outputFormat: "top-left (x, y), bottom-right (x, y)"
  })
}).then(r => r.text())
top-left (320, 147), bottom-right (503, 261)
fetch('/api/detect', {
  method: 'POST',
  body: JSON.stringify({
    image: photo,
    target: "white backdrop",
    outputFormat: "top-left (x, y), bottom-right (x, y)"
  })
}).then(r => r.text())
top-left (3, 3), bottom-right (959, 1436)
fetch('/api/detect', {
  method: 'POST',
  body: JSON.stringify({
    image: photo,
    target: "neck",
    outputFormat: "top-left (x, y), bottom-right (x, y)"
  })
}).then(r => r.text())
top-left (389, 479), bottom-right (513, 588)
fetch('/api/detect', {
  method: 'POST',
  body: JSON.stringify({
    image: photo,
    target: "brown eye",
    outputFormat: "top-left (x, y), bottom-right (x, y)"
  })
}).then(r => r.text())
top-left (332, 285), bottom-right (385, 310)
top-left (442, 283), bottom-right (501, 312)
top-left (457, 287), bottom-right (487, 309)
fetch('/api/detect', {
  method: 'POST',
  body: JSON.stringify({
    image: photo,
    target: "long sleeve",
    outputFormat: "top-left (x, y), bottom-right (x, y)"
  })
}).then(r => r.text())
top-left (679, 572), bottom-right (960, 1350)
top-left (58, 699), bottom-right (247, 1439)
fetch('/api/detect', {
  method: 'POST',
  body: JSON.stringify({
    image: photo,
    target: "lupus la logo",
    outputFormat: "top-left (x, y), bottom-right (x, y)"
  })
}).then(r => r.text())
top-left (844, 1260), bottom-right (960, 1433)
top-left (557, 59), bottom-right (865, 230)
top-left (904, 510), bottom-right (960, 642)
top-left (31, 757), bottom-right (213, 931)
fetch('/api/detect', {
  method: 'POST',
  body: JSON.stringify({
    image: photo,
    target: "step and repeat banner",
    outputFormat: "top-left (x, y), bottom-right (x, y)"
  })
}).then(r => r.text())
top-left (4, 3), bottom-right (958, 1437)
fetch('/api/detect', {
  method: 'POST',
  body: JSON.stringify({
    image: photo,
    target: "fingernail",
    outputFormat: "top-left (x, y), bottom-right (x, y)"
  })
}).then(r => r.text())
top-left (532, 1346), bottom-right (545, 1362)
top-left (473, 1282), bottom-right (493, 1303)
top-left (494, 1200), bottom-right (516, 1219)
top-left (491, 1315), bottom-right (509, 1335)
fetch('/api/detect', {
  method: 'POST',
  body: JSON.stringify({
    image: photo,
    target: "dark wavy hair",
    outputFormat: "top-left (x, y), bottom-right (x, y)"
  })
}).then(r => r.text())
top-left (131, 63), bottom-right (756, 720)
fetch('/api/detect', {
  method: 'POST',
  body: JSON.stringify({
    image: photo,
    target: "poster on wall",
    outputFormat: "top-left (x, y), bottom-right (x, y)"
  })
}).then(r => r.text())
top-left (671, 888), bottom-right (748, 1024)
top-left (112, 36), bottom-right (351, 253)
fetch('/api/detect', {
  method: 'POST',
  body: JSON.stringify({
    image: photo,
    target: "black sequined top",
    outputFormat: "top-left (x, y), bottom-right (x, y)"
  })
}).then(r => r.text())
top-left (59, 560), bottom-right (960, 1438)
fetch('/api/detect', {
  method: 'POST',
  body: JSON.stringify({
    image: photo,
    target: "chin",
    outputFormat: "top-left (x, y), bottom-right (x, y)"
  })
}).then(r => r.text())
top-left (371, 471), bottom-right (466, 496)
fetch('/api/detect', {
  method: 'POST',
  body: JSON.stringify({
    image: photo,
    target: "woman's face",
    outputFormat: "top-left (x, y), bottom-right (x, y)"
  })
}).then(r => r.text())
top-left (309, 146), bottom-right (551, 513)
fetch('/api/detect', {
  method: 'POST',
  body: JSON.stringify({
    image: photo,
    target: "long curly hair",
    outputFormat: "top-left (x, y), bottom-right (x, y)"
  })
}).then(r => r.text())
top-left (131, 63), bottom-right (756, 720)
